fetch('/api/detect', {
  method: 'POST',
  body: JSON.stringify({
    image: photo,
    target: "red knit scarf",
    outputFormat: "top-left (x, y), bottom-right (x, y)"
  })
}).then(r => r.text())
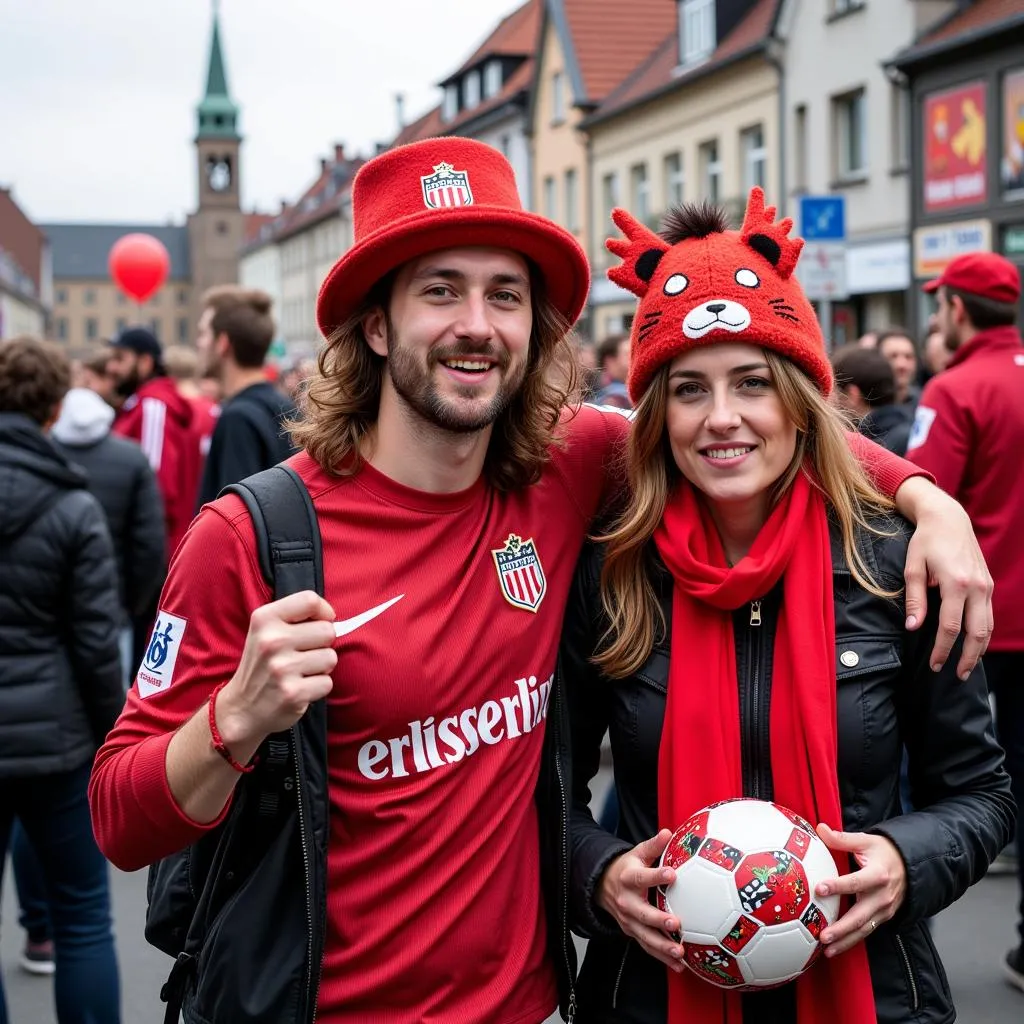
top-left (652, 471), bottom-right (876, 1023)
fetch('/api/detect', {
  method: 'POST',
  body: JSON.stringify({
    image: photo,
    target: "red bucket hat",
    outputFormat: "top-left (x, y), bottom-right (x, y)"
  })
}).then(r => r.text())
top-left (605, 187), bottom-right (833, 402)
top-left (316, 137), bottom-right (590, 338)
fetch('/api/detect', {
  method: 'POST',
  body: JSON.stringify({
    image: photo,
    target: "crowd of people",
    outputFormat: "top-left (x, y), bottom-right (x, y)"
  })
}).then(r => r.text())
top-left (0, 135), bottom-right (1021, 1024)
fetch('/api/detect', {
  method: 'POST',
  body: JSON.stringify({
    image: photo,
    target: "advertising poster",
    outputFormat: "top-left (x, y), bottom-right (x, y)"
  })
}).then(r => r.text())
top-left (924, 81), bottom-right (988, 213)
top-left (1002, 69), bottom-right (1024, 200)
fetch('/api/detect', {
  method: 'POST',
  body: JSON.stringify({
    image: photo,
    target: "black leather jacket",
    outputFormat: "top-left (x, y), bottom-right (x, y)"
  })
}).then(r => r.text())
top-left (543, 516), bottom-right (1015, 1024)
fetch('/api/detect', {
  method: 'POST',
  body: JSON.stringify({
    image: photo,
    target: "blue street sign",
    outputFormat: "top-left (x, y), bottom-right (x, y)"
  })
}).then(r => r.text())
top-left (799, 196), bottom-right (846, 241)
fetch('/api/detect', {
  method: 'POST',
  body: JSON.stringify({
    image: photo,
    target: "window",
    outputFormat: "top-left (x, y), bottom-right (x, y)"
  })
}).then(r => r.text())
top-left (564, 168), bottom-right (579, 232)
top-left (55, 288), bottom-right (67, 305)
top-left (178, 288), bottom-right (189, 305)
top-left (830, 0), bottom-right (865, 15)
top-left (442, 84), bottom-right (459, 122)
top-left (793, 104), bottom-right (808, 192)
top-left (149, 290), bottom-right (160, 306)
top-left (552, 71), bottom-right (565, 124)
top-left (679, 0), bottom-right (716, 65)
top-left (85, 317), bottom-right (98, 340)
top-left (631, 163), bottom-right (650, 223)
top-left (150, 319), bottom-right (161, 340)
top-left (178, 317), bottom-right (189, 342)
top-left (117, 291), bottom-right (126, 306)
top-left (890, 81), bottom-right (910, 172)
top-left (84, 288), bottom-right (96, 306)
top-left (56, 317), bottom-right (67, 340)
top-left (601, 172), bottom-right (620, 262)
top-left (116, 318), bottom-right (127, 334)
top-left (484, 60), bottom-right (502, 99)
top-left (833, 88), bottom-right (867, 179)
top-left (664, 151), bottom-right (684, 208)
top-left (699, 139), bottom-right (721, 203)
top-left (543, 175), bottom-right (557, 221)
top-left (499, 134), bottom-right (511, 158)
top-left (740, 124), bottom-right (767, 192)
top-left (464, 71), bottom-right (481, 111)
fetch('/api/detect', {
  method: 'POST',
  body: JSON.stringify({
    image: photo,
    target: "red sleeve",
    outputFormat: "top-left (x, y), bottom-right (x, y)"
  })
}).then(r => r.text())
top-left (903, 380), bottom-right (970, 498)
top-left (845, 430), bottom-right (933, 497)
top-left (550, 404), bottom-right (629, 524)
top-left (88, 496), bottom-right (270, 871)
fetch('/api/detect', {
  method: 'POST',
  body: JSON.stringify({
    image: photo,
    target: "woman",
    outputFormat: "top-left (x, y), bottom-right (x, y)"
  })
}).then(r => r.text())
top-left (0, 337), bottom-right (124, 1024)
top-left (555, 192), bottom-right (1015, 1023)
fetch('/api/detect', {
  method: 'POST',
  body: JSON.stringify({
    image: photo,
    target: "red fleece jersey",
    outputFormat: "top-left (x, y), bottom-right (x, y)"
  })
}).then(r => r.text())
top-left (906, 325), bottom-right (1024, 650)
top-left (89, 407), bottom-right (917, 1023)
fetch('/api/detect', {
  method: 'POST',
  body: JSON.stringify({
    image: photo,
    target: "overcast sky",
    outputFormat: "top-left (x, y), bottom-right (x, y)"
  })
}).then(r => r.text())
top-left (1, 0), bottom-right (520, 224)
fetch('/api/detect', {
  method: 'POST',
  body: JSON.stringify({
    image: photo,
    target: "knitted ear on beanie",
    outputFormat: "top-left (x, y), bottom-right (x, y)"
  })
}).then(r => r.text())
top-left (605, 187), bottom-right (833, 401)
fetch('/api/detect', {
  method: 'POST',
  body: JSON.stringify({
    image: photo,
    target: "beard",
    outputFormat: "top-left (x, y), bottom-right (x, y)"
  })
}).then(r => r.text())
top-left (113, 363), bottom-right (142, 399)
top-left (386, 324), bottom-right (529, 434)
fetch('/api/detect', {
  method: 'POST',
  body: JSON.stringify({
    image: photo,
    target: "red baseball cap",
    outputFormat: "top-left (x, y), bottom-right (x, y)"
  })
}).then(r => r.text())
top-left (922, 251), bottom-right (1021, 303)
top-left (315, 137), bottom-right (590, 337)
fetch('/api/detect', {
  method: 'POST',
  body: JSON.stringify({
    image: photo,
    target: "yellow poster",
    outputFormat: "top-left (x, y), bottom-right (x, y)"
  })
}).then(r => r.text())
top-left (1003, 69), bottom-right (1024, 200)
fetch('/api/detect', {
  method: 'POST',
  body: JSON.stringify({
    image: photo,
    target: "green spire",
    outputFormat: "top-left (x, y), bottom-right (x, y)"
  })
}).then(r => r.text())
top-left (197, 2), bottom-right (240, 140)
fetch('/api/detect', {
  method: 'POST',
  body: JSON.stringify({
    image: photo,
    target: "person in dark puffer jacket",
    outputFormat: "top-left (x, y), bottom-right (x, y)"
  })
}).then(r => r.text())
top-left (0, 337), bottom-right (123, 1024)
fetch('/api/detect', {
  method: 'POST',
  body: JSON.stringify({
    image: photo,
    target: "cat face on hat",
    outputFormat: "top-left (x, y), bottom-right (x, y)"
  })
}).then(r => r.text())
top-left (606, 188), bottom-right (832, 402)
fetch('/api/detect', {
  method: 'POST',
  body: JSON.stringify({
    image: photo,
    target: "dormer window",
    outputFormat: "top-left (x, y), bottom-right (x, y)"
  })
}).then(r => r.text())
top-left (442, 84), bottom-right (459, 122)
top-left (678, 0), bottom-right (716, 66)
top-left (464, 70), bottom-right (481, 111)
top-left (484, 60), bottom-right (502, 99)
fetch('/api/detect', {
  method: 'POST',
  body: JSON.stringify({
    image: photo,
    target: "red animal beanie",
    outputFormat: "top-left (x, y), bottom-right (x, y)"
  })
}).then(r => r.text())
top-left (606, 187), bottom-right (833, 403)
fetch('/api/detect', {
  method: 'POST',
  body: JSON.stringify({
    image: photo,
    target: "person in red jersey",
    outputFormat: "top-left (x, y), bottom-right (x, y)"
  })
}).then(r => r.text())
top-left (107, 326), bottom-right (199, 557)
top-left (89, 138), bottom-right (993, 1024)
top-left (907, 251), bottom-right (1024, 992)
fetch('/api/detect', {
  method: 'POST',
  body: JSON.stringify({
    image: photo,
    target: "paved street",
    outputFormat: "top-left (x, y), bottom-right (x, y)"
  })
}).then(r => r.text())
top-left (2, 843), bottom-right (1021, 1022)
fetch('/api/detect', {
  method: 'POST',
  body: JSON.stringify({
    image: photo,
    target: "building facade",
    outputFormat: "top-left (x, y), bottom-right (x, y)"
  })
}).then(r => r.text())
top-left (0, 187), bottom-right (48, 340)
top-left (584, 0), bottom-right (782, 340)
top-left (894, 0), bottom-right (1024, 333)
top-left (778, 0), bottom-right (959, 344)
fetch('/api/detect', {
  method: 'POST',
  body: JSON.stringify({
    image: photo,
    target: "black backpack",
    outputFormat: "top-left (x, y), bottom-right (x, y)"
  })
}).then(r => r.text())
top-left (145, 464), bottom-right (323, 1023)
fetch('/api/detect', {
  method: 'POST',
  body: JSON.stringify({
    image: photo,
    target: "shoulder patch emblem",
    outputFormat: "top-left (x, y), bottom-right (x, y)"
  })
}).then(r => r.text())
top-left (907, 405), bottom-right (937, 452)
top-left (492, 533), bottom-right (547, 613)
top-left (137, 611), bottom-right (188, 699)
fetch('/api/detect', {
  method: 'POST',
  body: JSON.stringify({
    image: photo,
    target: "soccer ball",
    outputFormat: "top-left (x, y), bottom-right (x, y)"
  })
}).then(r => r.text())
top-left (657, 798), bottom-right (840, 991)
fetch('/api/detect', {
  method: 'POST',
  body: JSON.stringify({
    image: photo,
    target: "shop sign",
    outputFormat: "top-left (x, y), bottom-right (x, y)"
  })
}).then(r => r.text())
top-left (913, 219), bottom-right (992, 278)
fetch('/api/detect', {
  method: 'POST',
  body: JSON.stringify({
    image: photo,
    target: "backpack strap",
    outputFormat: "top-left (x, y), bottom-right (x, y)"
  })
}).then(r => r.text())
top-left (222, 464), bottom-right (323, 599)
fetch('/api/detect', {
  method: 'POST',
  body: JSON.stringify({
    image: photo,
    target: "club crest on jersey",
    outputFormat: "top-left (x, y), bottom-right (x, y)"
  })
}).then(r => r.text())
top-left (421, 161), bottom-right (474, 209)
top-left (492, 533), bottom-right (547, 612)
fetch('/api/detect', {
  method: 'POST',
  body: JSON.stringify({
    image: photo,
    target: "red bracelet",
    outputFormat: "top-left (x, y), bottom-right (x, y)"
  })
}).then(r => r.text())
top-left (209, 683), bottom-right (257, 774)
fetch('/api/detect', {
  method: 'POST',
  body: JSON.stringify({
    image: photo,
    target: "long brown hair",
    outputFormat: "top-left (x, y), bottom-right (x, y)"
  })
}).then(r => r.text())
top-left (595, 350), bottom-right (896, 678)
top-left (289, 269), bottom-right (580, 491)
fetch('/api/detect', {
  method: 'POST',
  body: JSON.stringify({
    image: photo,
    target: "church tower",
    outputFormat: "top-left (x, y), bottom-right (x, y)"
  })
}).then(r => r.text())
top-left (187, 2), bottom-right (244, 333)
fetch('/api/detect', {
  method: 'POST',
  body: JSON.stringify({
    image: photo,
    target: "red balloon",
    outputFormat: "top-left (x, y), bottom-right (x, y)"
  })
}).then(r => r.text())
top-left (108, 233), bottom-right (170, 303)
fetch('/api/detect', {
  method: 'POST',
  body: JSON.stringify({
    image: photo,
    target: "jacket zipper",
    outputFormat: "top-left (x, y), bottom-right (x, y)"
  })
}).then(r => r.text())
top-left (293, 727), bottom-right (320, 1022)
top-left (895, 934), bottom-right (919, 1012)
top-left (745, 601), bottom-right (763, 800)
top-left (611, 942), bottom-right (630, 1010)
top-left (551, 678), bottom-right (577, 1024)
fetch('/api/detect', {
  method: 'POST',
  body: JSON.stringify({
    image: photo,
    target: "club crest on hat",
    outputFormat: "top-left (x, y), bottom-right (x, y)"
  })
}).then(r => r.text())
top-left (420, 161), bottom-right (474, 210)
top-left (492, 533), bottom-right (546, 612)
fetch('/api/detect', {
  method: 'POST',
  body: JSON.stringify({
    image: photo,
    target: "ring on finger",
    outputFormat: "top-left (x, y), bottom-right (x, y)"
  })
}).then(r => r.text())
top-left (868, 919), bottom-right (877, 932)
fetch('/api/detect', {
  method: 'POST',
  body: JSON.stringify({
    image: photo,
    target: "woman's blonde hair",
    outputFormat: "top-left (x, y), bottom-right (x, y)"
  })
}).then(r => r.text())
top-left (289, 268), bottom-right (580, 491)
top-left (595, 350), bottom-right (896, 678)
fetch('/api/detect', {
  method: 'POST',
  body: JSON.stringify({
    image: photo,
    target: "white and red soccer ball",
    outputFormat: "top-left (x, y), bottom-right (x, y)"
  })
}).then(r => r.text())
top-left (657, 798), bottom-right (840, 991)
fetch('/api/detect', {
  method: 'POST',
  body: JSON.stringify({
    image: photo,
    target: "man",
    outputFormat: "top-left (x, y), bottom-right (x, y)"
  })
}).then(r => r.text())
top-left (877, 328), bottom-right (920, 408)
top-left (164, 344), bottom-right (220, 462)
top-left (107, 326), bottom-right (199, 556)
top-left (75, 349), bottom-right (119, 409)
top-left (922, 324), bottom-right (953, 380)
top-left (89, 139), bottom-right (992, 1024)
top-left (832, 345), bottom-right (912, 455)
top-left (194, 286), bottom-right (297, 507)
top-left (0, 337), bottom-right (123, 1021)
top-left (594, 332), bottom-right (632, 408)
top-left (857, 330), bottom-right (879, 349)
top-left (907, 250), bottom-right (1024, 994)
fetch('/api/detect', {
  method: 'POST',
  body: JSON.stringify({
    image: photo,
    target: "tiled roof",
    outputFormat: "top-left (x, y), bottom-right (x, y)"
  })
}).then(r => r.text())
top-left (393, 2), bottom-right (539, 148)
top-left (893, 0), bottom-right (1024, 67)
top-left (244, 212), bottom-right (275, 246)
top-left (273, 152), bottom-right (363, 242)
top-left (41, 223), bottom-right (191, 280)
top-left (589, 0), bottom-right (777, 123)
top-left (558, 0), bottom-right (679, 106)
top-left (444, 0), bottom-right (540, 81)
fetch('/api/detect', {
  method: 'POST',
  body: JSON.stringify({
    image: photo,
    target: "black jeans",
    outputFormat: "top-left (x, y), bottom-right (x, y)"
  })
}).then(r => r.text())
top-left (987, 651), bottom-right (1024, 946)
top-left (0, 764), bottom-right (121, 1024)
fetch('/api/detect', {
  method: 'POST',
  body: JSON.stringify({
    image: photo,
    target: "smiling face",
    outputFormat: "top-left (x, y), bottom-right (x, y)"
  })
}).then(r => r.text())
top-left (365, 246), bottom-right (534, 434)
top-left (665, 342), bottom-right (798, 519)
